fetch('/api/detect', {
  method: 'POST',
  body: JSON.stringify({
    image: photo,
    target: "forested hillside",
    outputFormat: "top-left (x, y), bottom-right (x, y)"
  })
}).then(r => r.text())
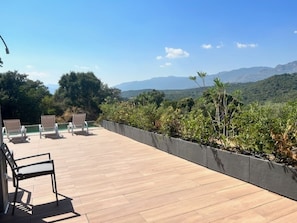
top-left (122, 73), bottom-right (297, 104)
top-left (235, 73), bottom-right (297, 104)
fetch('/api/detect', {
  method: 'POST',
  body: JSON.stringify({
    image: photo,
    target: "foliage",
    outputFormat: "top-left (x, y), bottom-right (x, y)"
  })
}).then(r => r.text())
top-left (231, 103), bottom-right (276, 154)
top-left (269, 101), bottom-right (297, 161)
top-left (133, 89), bottom-right (165, 107)
top-left (99, 101), bottom-right (132, 124)
top-left (176, 97), bottom-right (195, 112)
top-left (0, 71), bottom-right (121, 124)
top-left (101, 80), bottom-right (297, 165)
top-left (54, 71), bottom-right (121, 121)
top-left (179, 108), bottom-right (214, 144)
top-left (129, 104), bottom-right (159, 131)
top-left (0, 71), bottom-right (51, 124)
top-left (238, 73), bottom-right (297, 104)
top-left (158, 106), bottom-right (182, 137)
top-left (189, 71), bottom-right (207, 87)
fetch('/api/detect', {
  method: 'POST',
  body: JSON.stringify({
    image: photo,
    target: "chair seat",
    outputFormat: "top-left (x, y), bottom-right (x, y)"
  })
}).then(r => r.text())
top-left (17, 162), bottom-right (54, 179)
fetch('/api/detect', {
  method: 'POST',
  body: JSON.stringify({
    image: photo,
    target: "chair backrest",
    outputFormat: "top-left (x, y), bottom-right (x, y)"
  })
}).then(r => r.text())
top-left (72, 113), bottom-right (86, 126)
top-left (3, 119), bottom-right (22, 132)
top-left (41, 115), bottom-right (56, 129)
top-left (1, 143), bottom-right (17, 170)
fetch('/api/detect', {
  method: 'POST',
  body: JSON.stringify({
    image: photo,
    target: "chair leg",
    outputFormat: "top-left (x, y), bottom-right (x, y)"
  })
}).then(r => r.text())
top-left (51, 173), bottom-right (58, 206)
top-left (12, 181), bottom-right (19, 215)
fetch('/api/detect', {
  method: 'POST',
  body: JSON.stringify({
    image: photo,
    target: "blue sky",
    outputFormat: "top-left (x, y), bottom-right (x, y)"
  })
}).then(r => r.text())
top-left (1, 0), bottom-right (297, 88)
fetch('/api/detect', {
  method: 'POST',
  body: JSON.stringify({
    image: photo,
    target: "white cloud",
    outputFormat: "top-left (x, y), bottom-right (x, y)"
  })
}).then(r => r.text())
top-left (236, 42), bottom-right (258, 48)
top-left (201, 42), bottom-right (223, 49)
top-left (160, 62), bottom-right (172, 68)
top-left (294, 30), bottom-right (297, 34)
top-left (156, 55), bottom-right (163, 60)
top-left (165, 47), bottom-right (189, 58)
top-left (201, 44), bottom-right (212, 49)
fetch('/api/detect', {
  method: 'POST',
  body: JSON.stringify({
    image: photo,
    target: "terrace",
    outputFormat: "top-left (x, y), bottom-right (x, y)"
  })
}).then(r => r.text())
top-left (1, 127), bottom-right (297, 222)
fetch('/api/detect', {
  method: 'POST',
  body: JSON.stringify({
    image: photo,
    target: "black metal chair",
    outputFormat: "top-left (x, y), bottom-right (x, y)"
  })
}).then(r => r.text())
top-left (0, 143), bottom-right (58, 215)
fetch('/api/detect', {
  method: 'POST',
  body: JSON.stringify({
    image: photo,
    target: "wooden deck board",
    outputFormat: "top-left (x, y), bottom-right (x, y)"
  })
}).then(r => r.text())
top-left (1, 127), bottom-right (297, 222)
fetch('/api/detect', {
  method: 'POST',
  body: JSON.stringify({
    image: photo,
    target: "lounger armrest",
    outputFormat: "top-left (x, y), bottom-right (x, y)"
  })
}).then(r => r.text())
top-left (21, 125), bottom-right (26, 132)
top-left (15, 152), bottom-right (51, 161)
top-left (67, 122), bottom-right (73, 132)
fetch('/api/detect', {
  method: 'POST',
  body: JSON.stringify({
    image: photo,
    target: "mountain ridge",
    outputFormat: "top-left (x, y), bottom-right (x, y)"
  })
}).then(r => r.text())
top-left (115, 61), bottom-right (297, 91)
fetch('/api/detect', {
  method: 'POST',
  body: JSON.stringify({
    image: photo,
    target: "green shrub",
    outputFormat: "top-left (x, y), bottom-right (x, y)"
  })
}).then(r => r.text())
top-left (100, 91), bottom-right (297, 163)
top-left (100, 101), bottom-right (133, 125)
top-left (270, 101), bottom-right (297, 160)
top-left (231, 103), bottom-right (275, 154)
top-left (158, 106), bottom-right (182, 137)
top-left (180, 108), bottom-right (214, 144)
top-left (129, 104), bottom-right (158, 131)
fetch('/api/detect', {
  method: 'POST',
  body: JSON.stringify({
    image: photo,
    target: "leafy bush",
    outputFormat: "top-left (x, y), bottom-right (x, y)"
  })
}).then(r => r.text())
top-left (231, 103), bottom-right (275, 154)
top-left (128, 104), bottom-right (159, 131)
top-left (269, 101), bottom-right (297, 161)
top-left (100, 88), bottom-right (297, 164)
top-left (180, 108), bottom-right (214, 144)
top-left (158, 106), bottom-right (182, 137)
top-left (100, 101), bottom-right (133, 125)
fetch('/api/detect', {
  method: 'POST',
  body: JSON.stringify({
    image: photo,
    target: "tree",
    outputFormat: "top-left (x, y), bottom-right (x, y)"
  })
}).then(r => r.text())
top-left (133, 90), bottom-right (165, 107)
top-left (189, 71), bottom-right (207, 87)
top-left (55, 71), bottom-right (121, 120)
top-left (203, 78), bottom-right (242, 145)
top-left (0, 71), bottom-right (51, 124)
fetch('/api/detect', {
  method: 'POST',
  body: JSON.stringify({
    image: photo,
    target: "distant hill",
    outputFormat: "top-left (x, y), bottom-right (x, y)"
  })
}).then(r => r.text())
top-left (121, 72), bottom-right (297, 104)
top-left (115, 60), bottom-right (297, 91)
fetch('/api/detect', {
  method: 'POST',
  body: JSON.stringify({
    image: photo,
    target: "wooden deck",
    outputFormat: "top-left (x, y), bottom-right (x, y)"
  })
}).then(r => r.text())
top-left (1, 127), bottom-right (297, 222)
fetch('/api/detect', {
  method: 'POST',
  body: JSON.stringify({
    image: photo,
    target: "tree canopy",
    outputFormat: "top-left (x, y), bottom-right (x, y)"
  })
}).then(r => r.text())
top-left (0, 71), bottom-right (121, 124)
top-left (0, 71), bottom-right (51, 124)
top-left (55, 71), bottom-right (121, 120)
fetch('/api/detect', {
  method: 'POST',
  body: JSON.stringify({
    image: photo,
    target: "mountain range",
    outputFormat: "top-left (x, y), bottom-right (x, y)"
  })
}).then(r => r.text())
top-left (114, 61), bottom-right (297, 91)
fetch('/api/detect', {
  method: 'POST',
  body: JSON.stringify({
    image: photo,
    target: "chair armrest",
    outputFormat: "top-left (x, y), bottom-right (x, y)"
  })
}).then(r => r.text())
top-left (15, 153), bottom-right (51, 161)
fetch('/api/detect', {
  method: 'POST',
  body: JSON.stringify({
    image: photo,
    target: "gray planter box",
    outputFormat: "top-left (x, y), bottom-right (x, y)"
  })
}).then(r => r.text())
top-left (206, 147), bottom-right (250, 182)
top-left (249, 157), bottom-right (297, 199)
top-left (101, 120), bottom-right (297, 201)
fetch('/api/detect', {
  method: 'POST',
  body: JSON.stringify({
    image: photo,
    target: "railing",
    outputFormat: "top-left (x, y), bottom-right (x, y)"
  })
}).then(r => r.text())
top-left (7, 121), bottom-right (98, 134)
